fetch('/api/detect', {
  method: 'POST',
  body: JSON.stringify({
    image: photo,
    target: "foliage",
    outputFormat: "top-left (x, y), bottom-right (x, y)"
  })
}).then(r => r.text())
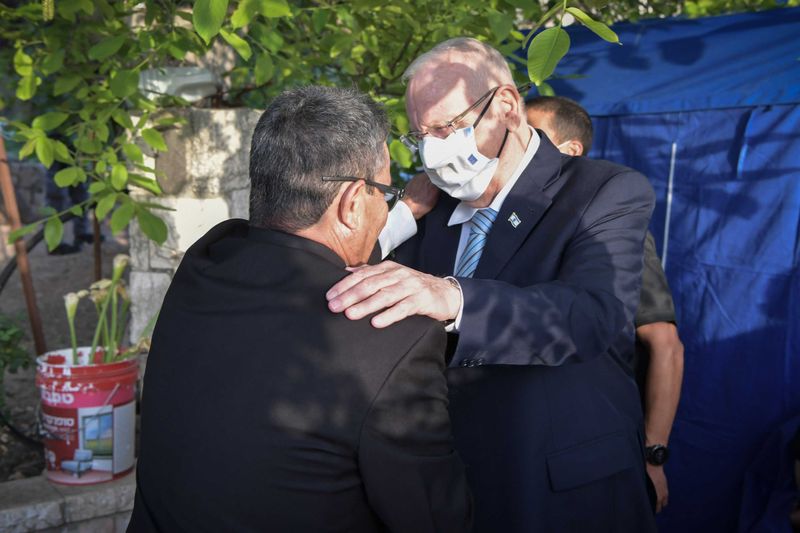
top-left (0, 0), bottom-right (793, 247)
top-left (0, 314), bottom-right (31, 413)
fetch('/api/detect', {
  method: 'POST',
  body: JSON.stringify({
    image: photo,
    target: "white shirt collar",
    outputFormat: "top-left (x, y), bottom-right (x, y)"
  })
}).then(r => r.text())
top-left (448, 126), bottom-right (540, 227)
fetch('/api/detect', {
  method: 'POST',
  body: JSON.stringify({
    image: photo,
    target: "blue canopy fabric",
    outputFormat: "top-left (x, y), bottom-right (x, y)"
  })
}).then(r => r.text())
top-left (525, 8), bottom-right (800, 533)
top-left (547, 7), bottom-right (800, 115)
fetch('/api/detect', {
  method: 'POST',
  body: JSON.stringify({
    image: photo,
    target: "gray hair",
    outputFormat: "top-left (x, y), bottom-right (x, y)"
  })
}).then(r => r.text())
top-left (402, 37), bottom-right (514, 87)
top-left (249, 86), bottom-right (389, 232)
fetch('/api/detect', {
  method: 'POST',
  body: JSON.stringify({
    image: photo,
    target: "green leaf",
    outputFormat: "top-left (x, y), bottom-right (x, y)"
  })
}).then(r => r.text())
top-left (566, 7), bottom-right (620, 44)
top-left (488, 11), bottom-right (514, 41)
top-left (254, 54), bottom-right (274, 85)
top-left (95, 193), bottom-right (117, 221)
top-left (231, 0), bottom-right (256, 28)
top-left (54, 167), bottom-right (81, 187)
top-left (74, 134), bottom-right (102, 154)
top-left (312, 9), bottom-right (329, 32)
top-left (35, 137), bottom-right (55, 168)
top-left (110, 201), bottom-right (135, 234)
top-left (537, 81), bottom-right (555, 96)
top-left (44, 217), bottom-right (64, 252)
top-left (527, 27), bottom-right (571, 85)
top-left (258, 30), bottom-right (284, 53)
top-left (136, 208), bottom-right (168, 245)
top-left (88, 34), bottom-right (126, 61)
top-left (69, 205), bottom-right (83, 217)
top-left (193, 0), bottom-right (229, 44)
top-left (154, 115), bottom-right (187, 127)
top-left (220, 29), bottom-right (252, 60)
top-left (129, 174), bottom-right (163, 195)
top-left (16, 75), bottom-right (39, 100)
top-left (53, 141), bottom-right (73, 164)
top-left (111, 163), bottom-right (128, 190)
top-left (18, 139), bottom-right (36, 160)
top-left (389, 139), bottom-right (413, 168)
top-left (13, 49), bottom-right (33, 76)
top-left (260, 0), bottom-right (291, 17)
top-left (8, 224), bottom-right (37, 244)
top-left (53, 75), bottom-right (82, 96)
top-left (88, 182), bottom-right (108, 194)
top-left (110, 69), bottom-right (140, 98)
top-left (32, 112), bottom-right (69, 131)
top-left (96, 160), bottom-right (107, 174)
top-left (111, 109), bottom-right (135, 130)
top-left (41, 49), bottom-right (65, 75)
top-left (330, 36), bottom-right (352, 59)
top-left (141, 128), bottom-right (168, 152)
top-left (122, 143), bottom-right (144, 163)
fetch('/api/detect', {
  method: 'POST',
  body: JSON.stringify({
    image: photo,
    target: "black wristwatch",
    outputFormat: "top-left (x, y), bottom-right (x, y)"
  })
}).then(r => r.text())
top-left (645, 444), bottom-right (670, 466)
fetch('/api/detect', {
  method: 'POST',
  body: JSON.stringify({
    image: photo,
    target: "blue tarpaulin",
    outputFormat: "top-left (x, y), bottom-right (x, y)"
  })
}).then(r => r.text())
top-left (531, 8), bottom-right (800, 532)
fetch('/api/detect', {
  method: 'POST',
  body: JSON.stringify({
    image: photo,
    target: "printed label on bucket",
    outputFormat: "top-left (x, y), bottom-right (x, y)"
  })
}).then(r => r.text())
top-left (41, 400), bottom-right (135, 484)
top-left (37, 349), bottom-right (138, 485)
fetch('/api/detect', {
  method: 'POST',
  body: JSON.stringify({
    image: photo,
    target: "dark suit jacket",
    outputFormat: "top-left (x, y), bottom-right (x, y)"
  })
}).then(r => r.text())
top-left (128, 221), bottom-right (471, 533)
top-left (395, 132), bottom-right (657, 532)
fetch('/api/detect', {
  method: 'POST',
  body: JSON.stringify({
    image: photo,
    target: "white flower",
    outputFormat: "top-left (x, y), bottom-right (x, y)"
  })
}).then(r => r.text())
top-left (112, 254), bottom-right (130, 282)
top-left (64, 292), bottom-right (79, 320)
top-left (89, 279), bottom-right (112, 305)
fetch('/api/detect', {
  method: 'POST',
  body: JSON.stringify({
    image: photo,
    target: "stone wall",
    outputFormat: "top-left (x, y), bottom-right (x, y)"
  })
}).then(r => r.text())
top-left (128, 108), bottom-right (261, 344)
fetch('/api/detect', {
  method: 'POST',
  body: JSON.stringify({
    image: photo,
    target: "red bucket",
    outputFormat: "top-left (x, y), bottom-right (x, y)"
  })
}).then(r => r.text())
top-left (36, 347), bottom-right (138, 485)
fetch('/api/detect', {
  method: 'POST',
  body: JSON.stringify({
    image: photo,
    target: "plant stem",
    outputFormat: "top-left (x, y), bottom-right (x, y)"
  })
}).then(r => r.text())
top-left (68, 319), bottom-right (78, 365)
top-left (117, 299), bottom-right (130, 353)
top-left (109, 284), bottom-right (118, 363)
top-left (89, 297), bottom-right (111, 365)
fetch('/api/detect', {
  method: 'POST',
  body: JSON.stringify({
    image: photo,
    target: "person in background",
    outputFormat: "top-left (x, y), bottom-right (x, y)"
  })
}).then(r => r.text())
top-left (327, 38), bottom-right (656, 532)
top-left (128, 86), bottom-right (471, 533)
top-left (527, 95), bottom-right (685, 514)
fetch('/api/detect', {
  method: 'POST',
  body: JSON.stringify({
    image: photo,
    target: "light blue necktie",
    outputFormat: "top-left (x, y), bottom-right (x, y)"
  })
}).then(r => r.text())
top-left (454, 208), bottom-right (498, 278)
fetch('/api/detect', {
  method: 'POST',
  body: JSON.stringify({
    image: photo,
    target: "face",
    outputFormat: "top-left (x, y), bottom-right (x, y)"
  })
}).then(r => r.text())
top-left (406, 62), bottom-right (508, 160)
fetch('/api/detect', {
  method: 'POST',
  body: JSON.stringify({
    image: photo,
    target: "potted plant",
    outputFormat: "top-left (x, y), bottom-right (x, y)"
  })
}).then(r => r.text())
top-left (36, 254), bottom-right (142, 485)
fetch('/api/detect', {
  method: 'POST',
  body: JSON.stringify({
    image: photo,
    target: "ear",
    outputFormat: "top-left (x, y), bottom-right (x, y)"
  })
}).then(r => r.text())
top-left (498, 85), bottom-right (523, 131)
top-left (564, 140), bottom-right (584, 157)
top-left (337, 180), bottom-right (366, 230)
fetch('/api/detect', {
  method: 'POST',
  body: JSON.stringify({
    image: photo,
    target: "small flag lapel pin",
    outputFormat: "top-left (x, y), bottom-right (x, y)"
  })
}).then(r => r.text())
top-left (508, 212), bottom-right (522, 228)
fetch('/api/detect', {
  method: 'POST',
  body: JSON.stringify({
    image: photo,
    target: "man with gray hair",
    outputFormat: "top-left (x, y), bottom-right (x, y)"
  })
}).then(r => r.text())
top-left (129, 86), bottom-right (472, 533)
top-left (328, 38), bottom-right (657, 531)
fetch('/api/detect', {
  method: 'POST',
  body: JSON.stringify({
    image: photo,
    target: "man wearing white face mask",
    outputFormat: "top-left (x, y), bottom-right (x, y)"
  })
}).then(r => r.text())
top-left (327, 37), bottom-right (657, 532)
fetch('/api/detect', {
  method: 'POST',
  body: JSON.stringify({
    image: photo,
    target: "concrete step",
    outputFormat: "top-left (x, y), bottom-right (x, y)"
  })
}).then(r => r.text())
top-left (0, 473), bottom-right (134, 533)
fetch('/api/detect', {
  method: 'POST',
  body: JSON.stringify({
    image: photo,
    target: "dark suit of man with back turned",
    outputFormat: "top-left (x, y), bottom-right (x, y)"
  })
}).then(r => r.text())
top-left (127, 86), bottom-right (472, 533)
top-left (326, 38), bottom-right (657, 532)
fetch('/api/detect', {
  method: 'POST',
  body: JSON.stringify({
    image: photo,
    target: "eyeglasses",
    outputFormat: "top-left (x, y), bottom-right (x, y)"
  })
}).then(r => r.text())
top-left (399, 83), bottom-right (534, 153)
top-left (321, 176), bottom-right (406, 209)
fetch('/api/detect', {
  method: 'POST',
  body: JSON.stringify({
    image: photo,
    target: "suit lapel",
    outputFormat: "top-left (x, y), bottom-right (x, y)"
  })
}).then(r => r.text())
top-left (419, 195), bottom-right (461, 276)
top-left (475, 133), bottom-right (565, 280)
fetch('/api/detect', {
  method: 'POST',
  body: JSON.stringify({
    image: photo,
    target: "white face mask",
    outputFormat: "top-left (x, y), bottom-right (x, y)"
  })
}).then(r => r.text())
top-left (418, 125), bottom-right (501, 202)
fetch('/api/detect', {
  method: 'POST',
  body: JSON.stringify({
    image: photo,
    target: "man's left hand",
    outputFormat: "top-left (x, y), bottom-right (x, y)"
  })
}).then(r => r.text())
top-left (646, 463), bottom-right (669, 513)
top-left (327, 261), bottom-right (461, 328)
